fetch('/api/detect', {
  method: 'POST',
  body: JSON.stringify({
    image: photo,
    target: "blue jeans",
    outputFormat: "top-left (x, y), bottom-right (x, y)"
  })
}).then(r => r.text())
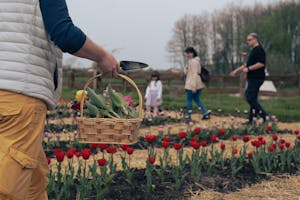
top-left (186, 89), bottom-right (208, 115)
top-left (245, 78), bottom-right (267, 121)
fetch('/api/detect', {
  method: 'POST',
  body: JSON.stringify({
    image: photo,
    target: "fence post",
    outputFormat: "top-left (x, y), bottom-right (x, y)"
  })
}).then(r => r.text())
top-left (298, 74), bottom-right (300, 95)
top-left (239, 73), bottom-right (246, 97)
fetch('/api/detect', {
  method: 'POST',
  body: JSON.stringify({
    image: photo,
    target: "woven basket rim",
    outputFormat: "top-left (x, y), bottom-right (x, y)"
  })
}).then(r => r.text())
top-left (76, 117), bottom-right (143, 123)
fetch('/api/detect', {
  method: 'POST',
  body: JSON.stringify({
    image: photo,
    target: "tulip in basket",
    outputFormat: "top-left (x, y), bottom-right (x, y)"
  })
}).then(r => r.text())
top-left (76, 73), bottom-right (143, 144)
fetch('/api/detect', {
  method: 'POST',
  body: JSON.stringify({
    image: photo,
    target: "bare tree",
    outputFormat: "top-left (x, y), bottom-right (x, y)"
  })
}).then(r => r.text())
top-left (166, 14), bottom-right (211, 71)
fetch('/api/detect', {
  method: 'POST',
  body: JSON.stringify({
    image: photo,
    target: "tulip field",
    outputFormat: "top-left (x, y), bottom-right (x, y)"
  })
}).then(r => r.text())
top-left (44, 102), bottom-right (300, 200)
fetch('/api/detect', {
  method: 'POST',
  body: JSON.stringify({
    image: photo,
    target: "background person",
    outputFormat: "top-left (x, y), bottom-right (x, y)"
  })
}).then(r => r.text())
top-left (184, 47), bottom-right (211, 122)
top-left (145, 71), bottom-right (163, 118)
top-left (230, 33), bottom-right (268, 124)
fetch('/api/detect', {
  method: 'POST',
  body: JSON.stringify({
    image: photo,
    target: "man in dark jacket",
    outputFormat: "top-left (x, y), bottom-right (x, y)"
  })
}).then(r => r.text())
top-left (230, 33), bottom-right (268, 124)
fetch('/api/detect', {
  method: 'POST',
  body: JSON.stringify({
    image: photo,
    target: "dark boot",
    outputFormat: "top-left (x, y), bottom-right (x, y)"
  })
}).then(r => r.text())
top-left (202, 111), bottom-right (211, 120)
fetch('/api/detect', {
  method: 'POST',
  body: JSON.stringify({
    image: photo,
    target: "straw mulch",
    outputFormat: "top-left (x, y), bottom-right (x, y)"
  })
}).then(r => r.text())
top-left (190, 173), bottom-right (300, 200)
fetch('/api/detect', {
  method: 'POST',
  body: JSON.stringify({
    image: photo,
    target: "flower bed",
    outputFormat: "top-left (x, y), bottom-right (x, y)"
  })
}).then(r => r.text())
top-left (45, 125), bottom-right (300, 199)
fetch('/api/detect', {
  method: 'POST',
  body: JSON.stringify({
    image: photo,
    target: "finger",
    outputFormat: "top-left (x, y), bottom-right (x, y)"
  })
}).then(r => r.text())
top-left (102, 71), bottom-right (112, 78)
top-left (116, 62), bottom-right (120, 72)
top-left (112, 68), bottom-right (119, 78)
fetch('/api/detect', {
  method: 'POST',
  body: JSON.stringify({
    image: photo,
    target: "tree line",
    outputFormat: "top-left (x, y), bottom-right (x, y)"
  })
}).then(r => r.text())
top-left (166, 0), bottom-right (300, 75)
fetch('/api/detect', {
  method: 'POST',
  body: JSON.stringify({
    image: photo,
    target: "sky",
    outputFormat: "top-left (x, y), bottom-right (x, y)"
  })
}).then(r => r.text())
top-left (64, 0), bottom-right (278, 70)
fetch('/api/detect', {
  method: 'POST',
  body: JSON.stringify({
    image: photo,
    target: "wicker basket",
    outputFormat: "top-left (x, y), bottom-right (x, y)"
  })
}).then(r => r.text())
top-left (76, 73), bottom-right (143, 144)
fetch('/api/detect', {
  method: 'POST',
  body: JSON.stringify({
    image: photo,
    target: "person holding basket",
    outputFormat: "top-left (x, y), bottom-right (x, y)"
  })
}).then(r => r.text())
top-left (0, 0), bottom-right (118, 199)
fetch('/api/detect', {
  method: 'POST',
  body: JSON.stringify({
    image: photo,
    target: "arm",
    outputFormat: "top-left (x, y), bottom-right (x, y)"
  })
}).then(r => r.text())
top-left (157, 81), bottom-right (162, 99)
top-left (40, 0), bottom-right (118, 75)
top-left (229, 64), bottom-right (246, 77)
top-left (73, 38), bottom-right (118, 75)
top-left (243, 62), bottom-right (265, 73)
top-left (145, 85), bottom-right (150, 99)
top-left (190, 59), bottom-right (200, 91)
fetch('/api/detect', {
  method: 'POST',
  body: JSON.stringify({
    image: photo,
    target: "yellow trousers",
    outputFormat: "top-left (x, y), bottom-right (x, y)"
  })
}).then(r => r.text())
top-left (0, 90), bottom-right (49, 200)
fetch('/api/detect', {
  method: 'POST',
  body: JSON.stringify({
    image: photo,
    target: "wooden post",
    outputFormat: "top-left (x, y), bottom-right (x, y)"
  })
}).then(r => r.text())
top-left (239, 73), bottom-right (246, 97)
top-left (298, 74), bottom-right (300, 95)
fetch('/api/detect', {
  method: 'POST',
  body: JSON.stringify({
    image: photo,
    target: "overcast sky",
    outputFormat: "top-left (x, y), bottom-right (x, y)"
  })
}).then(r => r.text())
top-left (64, 0), bottom-right (278, 69)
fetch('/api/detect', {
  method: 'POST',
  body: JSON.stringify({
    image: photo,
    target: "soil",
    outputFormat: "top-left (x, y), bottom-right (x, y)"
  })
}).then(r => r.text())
top-left (48, 161), bottom-right (297, 200)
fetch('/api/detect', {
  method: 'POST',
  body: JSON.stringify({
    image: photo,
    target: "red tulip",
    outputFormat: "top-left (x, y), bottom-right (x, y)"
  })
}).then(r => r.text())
top-left (232, 149), bottom-right (238, 155)
top-left (82, 148), bottom-right (91, 160)
top-left (90, 144), bottom-right (98, 149)
top-left (190, 136), bottom-right (198, 142)
top-left (193, 127), bottom-right (201, 135)
top-left (106, 146), bottom-right (117, 154)
top-left (260, 139), bottom-right (266, 146)
top-left (71, 102), bottom-right (80, 111)
top-left (242, 135), bottom-right (250, 143)
top-left (231, 135), bottom-right (238, 141)
top-left (120, 144), bottom-right (129, 151)
top-left (268, 145), bottom-right (275, 152)
top-left (69, 147), bottom-right (77, 153)
top-left (162, 141), bottom-right (169, 149)
top-left (145, 135), bottom-right (157, 143)
top-left (272, 134), bottom-right (278, 141)
top-left (163, 136), bottom-right (170, 142)
top-left (54, 148), bottom-right (62, 155)
top-left (75, 152), bottom-right (81, 158)
top-left (220, 143), bottom-right (226, 150)
top-left (98, 144), bottom-right (108, 151)
top-left (210, 135), bottom-right (217, 143)
top-left (200, 141), bottom-right (207, 147)
top-left (97, 158), bottom-right (107, 166)
top-left (247, 152), bottom-right (253, 159)
top-left (280, 139), bottom-right (285, 144)
top-left (271, 143), bottom-right (277, 149)
top-left (294, 130), bottom-right (299, 135)
top-left (285, 142), bottom-right (291, 148)
top-left (148, 157), bottom-right (155, 164)
top-left (266, 125), bottom-right (273, 132)
top-left (190, 141), bottom-right (200, 150)
top-left (126, 147), bottom-right (134, 155)
top-left (178, 132), bottom-right (187, 139)
top-left (55, 152), bottom-right (65, 162)
top-left (66, 150), bottom-right (74, 159)
top-left (251, 140), bottom-right (260, 148)
top-left (258, 136), bottom-right (264, 141)
top-left (279, 143), bottom-right (285, 150)
top-left (218, 129), bottom-right (226, 135)
top-left (46, 157), bottom-right (51, 165)
top-left (173, 143), bottom-right (182, 150)
top-left (297, 135), bottom-right (300, 140)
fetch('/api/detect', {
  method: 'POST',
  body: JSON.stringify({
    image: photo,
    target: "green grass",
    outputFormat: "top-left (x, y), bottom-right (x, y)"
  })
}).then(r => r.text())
top-left (61, 87), bottom-right (300, 122)
top-left (162, 93), bottom-right (300, 122)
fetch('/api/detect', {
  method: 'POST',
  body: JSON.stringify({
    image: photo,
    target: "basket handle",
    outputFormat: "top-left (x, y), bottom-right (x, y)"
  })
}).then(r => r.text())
top-left (79, 73), bottom-right (144, 120)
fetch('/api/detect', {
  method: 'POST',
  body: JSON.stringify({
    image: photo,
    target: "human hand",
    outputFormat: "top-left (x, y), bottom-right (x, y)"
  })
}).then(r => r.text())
top-left (156, 98), bottom-right (160, 102)
top-left (98, 52), bottom-right (119, 77)
top-left (241, 52), bottom-right (248, 57)
top-left (192, 88), bottom-right (196, 93)
top-left (242, 67), bottom-right (249, 73)
top-left (229, 71), bottom-right (237, 77)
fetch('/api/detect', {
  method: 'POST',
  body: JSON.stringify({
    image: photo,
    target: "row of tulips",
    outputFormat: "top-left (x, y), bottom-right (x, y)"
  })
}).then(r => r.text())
top-left (43, 122), bottom-right (279, 153)
top-left (46, 128), bottom-right (300, 199)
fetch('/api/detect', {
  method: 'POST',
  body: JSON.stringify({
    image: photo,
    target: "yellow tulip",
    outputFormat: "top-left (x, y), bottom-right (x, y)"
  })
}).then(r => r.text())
top-left (75, 90), bottom-right (88, 102)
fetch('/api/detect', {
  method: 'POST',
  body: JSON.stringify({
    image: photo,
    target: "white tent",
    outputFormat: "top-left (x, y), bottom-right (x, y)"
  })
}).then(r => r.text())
top-left (259, 70), bottom-right (277, 93)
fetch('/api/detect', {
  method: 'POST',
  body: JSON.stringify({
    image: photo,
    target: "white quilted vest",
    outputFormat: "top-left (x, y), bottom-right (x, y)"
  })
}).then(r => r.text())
top-left (0, 0), bottom-right (63, 110)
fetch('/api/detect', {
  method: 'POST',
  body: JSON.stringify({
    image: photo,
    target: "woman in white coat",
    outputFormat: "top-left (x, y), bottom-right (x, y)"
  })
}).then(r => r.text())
top-left (184, 47), bottom-right (210, 121)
